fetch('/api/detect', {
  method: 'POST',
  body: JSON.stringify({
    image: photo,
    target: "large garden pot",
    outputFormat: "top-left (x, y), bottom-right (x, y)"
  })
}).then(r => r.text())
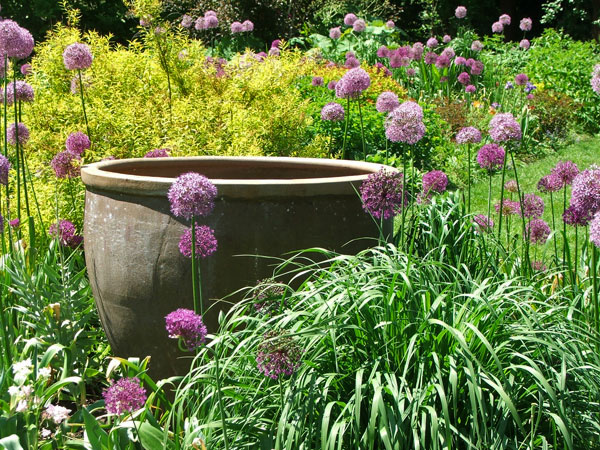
top-left (81, 156), bottom-right (392, 380)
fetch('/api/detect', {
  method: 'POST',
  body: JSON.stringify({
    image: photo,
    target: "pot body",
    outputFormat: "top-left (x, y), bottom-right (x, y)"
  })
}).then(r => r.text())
top-left (82, 157), bottom-right (392, 379)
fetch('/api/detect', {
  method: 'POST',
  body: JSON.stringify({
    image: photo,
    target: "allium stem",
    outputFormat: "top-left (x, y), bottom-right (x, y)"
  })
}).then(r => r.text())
top-left (497, 149), bottom-right (508, 242)
top-left (467, 144), bottom-right (472, 214)
top-left (3, 56), bottom-right (7, 158)
top-left (341, 97), bottom-right (351, 159)
top-left (487, 172), bottom-right (492, 222)
top-left (400, 149), bottom-right (408, 248)
top-left (592, 244), bottom-right (599, 340)
top-left (550, 191), bottom-right (558, 266)
top-left (357, 95), bottom-right (366, 161)
top-left (209, 346), bottom-right (230, 450)
top-left (77, 70), bottom-right (91, 140)
top-left (190, 219), bottom-right (201, 315)
top-left (509, 151), bottom-right (529, 276)
top-left (12, 65), bottom-right (21, 226)
top-left (562, 186), bottom-right (567, 268)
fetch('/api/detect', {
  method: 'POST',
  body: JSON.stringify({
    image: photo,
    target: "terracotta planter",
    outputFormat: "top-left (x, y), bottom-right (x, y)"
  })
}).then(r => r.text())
top-left (81, 156), bottom-right (391, 380)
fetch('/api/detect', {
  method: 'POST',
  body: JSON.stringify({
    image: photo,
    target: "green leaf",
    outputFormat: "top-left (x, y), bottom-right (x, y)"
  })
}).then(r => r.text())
top-left (0, 435), bottom-right (24, 450)
top-left (137, 422), bottom-right (175, 450)
top-left (82, 408), bottom-right (109, 449)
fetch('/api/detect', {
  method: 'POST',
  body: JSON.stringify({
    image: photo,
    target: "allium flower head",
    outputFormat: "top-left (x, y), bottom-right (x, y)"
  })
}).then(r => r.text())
top-left (230, 21), bottom-right (243, 33)
top-left (591, 66), bottom-right (600, 94)
top-left (253, 278), bottom-right (286, 314)
top-left (7, 122), bottom-right (29, 146)
top-left (9, 218), bottom-right (19, 228)
top-left (321, 102), bottom-right (344, 121)
top-left (385, 102), bottom-right (426, 144)
top-left (455, 126), bottom-right (481, 144)
top-left (165, 308), bottom-right (207, 350)
top-left (590, 212), bottom-right (600, 247)
top-left (0, 21), bottom-right (34, 59)
top-left (492, 22), bottom-right (504, 33)
top-left (520, 17), bottom-right (532, 31)
top-left (0, 154), bottom-right (11, 185)
top-left (20, 63), bottom-right (32, 75)
top-left (44, 405), bottom-right (71, 425)
top-left (271, 39), bottom-right (281, 49)
top-left (454, 56), bottom-right (466, 66)
top-left (515, 73), bottom-right (529, 85)
top-left (570, 165), bottom-right (600, 216)
top-left (526, 218), bottom-right (551, 244)
top-left (489, 112), bottom-right (522, 142)
top-left (435, 53), bottom-right (451, 69)
top-left (495, 199), bottom-right (519, 216)
top-left (195, 17), bottom-right (206, 30)
top-left (471, 40), bottom-right (483, 51)
top-left (426, 37), bottom-right (438, 48)
top-left (470, 60), bottom-right (484, 75)
top-left (329, 27), bottom-right (341, 39)
top-left (455, 6), bottom-right (467, 19)
top-left (563, 205), bottom-right (591, 227)
top-left (422, 170), bottom-right (448, 194)
top-left (499, 14), bottom-right (511, 25)
top-left (376, 46), bottom-right (389, 58)
top-left (203, 15), bottom-right (218, 28)
top-left (311, 76), bottom-right (324, 87)
top-left (477, 143), bottom-right (505, 172)
top-left (360, 168), bottom-right (406, 219)
top-left (443, 34), bottom-right (451, 43)
top-left (457, 71), bottom-right (470, 85)
top-left (375, 91), bottom-right (399, 113)
top-left (51, 151), bottom-right (80, 178)
top-left (242, 20), bottom-right (254, 32)
top-left (424, 52), bottom-right (437, 65)
top-left (520, 39), bottom-right (530, 50)
top-left (205, 10), bottom-right (217, 17)
top-left (520, 193), bottom-right (545, 218)
top-left (352, 19), bottom-right (366, 32)
top-left (344, 56), bottom-right (360, 69)
top-left (551, 161), bottom-right (579, 186)
top-left (465, 84), bottom-right (476, 94)
top-left (531, 261), bottom-right (546, 272)
top-left (256, 330), bottom-right (303, 380)
top-left (386, 20), bottom-right (395, 28)
top-left (102, 377), bottom-right (147, 415)
top-left (344, 13), bottom-right (358, 26)
top-left (65, 131), bottom-right (90, 156)
top-left (2, 81), bottom-right (34, 104)
top-left (144, 148), bottom-right (170, 158)
top-left (335, 67), bottom-right (370, 99)
top-left (180, 15), bottom-right (193, 28)
top-left (473, 214), bottom-right (494, 233)
top-left (406, 67), bottom-right (416, 76)
top-left (268, 47), bottom-right (280, 57)
top-left (441, 47), bottom-right (455, 59)
top-left (178, 224), bottom-right (217, 258)
top-left (168, 172), bottom-right (217, 220)
top-left (327, 80), bottom-right (337, 90)
top-left (537, 174), bottom-right (561, 193)
top-left (63, 43), bottom-right (93, 70)
top-left (505, 179), bottom-right (518, 193)
top-left (49, 220), bottom-right (82, 248)
top-left (412, 42), bottom-right (424, 59)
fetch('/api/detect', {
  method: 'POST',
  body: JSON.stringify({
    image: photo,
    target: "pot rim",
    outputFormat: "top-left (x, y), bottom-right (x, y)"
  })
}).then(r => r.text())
top-left (81, 156), bottom-right (393, 198)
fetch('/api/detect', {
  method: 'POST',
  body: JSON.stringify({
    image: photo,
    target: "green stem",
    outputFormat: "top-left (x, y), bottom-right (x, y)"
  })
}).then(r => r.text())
top-left (357, 95), bottom-right (366, 161)
top-left (341, 97), bottom-right (351, 159)
top-left (211, 346), bottom-right (230, 450)
top-left (190, 219), bottom-right (200, 314)
top-left (562, 187), bottom-right (567, 268)
top-left (487, 172), bottom-right (492, 223)
top-left (550, 191), bottom-right (558, 267)
top-left (77, 70), bottom-right (91, 139)
top-left (467, 144), bottom-right (472, 214)
top-left (592, 244), bottom-right (599, 341)
top-left (509, 151), bottom-right (529, 276)
top-left (497, 149), bottom-right (508, 241)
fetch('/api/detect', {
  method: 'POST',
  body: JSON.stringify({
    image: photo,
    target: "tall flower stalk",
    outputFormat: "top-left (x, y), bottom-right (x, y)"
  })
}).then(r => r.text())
top-left (63, 43), bottom-right (93, 140)
top-left (335, 67), bottom-right (370, 160)
top-left (456, 127), bottom-right (482, 215)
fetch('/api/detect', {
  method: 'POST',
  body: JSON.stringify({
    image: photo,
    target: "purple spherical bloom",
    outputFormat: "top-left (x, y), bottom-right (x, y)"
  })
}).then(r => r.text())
top-left (406, 67), bottom-right (416, 77)
top-left (1, 81), bottom-right (34, 105)
top-left (271, 39), bottom-right (282, 48)
top-left (489, 113), bottom-right (522, 142)
top-left (376, 91), bottom-right (399, 113)
top-left (505, 179), bottom-right (518, 193)
top-left (65, 131), bottom-right (90, 157)
top-left (0, 21), bottom-right (34, 60)
top-left (242, 20), bottom-right (254, 32)
top-left (168, 172), bottom-right (217, 220)
top-left (312, 76), bottom-right (324, 87)
top-left (7, 122), bottom-right (29, 146)
top-left (563, 205), bottom-right (591, 227)
top-left (20, 63), bottom-right (31, 75)
top-left (205, 10), bottom-right (217, 17)
top-left (426, 37), bottom-right (438, 48)
top-left (344, 56), bottom-right (360, 69)
top-left (457, 71), bottom-right (470, 85)
top-left (412, 42), bottom-right (424, 60)
top-left (455, 6), bottom-right (467, 19)
top-left (466, 58), bottom-right (475, 68)
top-left (473, 214), bottom-right (494, 233)
top-left (256, 330), bottom-right (303, 380)
top-left (344, 13), bottom-right (358, 26)
top-left (254, 52), bottom-right (267, 62)
top-left (352, 19), bottom-right (366, 32)
top-left (385, 121), bottom-right (426, 144)
top-left (590, 212), bottom-right (600, 247)
top-left (376, 46), bottom-right (389, 58)
top-left (470, 60), bottom-right (484, 75)
top-left (9, 218), bottom-right (19, 228)
top-left (551, 160), bottom-right (579, 186)
top-left (63, 43), bottom-right (93, 70)
top-left (531, 260), bottom-right (546, 272)
top-left (51, 151), bottom-right (80, 178)
top-left (435, 53), bottom-right (451, 69)
top-left (345, 51), bottom-right (356, 59)
top-left (519, 39), bottom-right (530, 50)
top-left (205, 15), bottom-right (219, 29)
top-left (520, 193), bottom-right (545, 218)
top-left (335, 67), bottom-right (370, 99)
top-left (424, 52), bottom-right (437, 65)
top-left (389, 50), bottom-right (410, 68)
top-left (477, 143), bottom-right (505, 172)
top-left (492, 22), bottom-right (504, 33)
top-left (520, 17), bottom-right (532, 31)
top-left (144, 148), bottom-right (170, 158)
top-left (179, 224), bottom-right (217, 258)
top-left (455, 126), bottom-right (481, 144)
top-left (591, 72), bottom-right (600, 95)
top-left (499, 14), bottom-right (511, 26)
top-left (321, 102), bottom-right (344, 121)
top-left (327, 80), bottom-right (337, 90)
top-left (442, 34), bottom-right (451, 43)
top-left (230, 21), bottom-right (243, 33)
top-left (454, 56), bottom-right (466, 66)
top-left (49, 220), bottom-right (82, 248)
top-left (102, 377), bottom-right (147, 415)
top-left (471, 40), bottom-right (483, 52)
top-left (269, 47), bottom-right (280, 57)
top-left (386, 20), bottom-right (395, 29)
top-left (195, 17), bottom-right (206, 30)
top-left (515, 73), bottom-right (528, 86)
top-left (465, 84), bottom-right (476, 94)
top-left (0, 154), bottom-right (10, 185)
top-left (422, 170), bottom-right (448, 194)
top-left (537, 174), bottom-right (562, 193)
top-left (329, 27), bottom-right (341, 39)
top-left (165, 308), bottom-right (207, 350)
top-left (495, 199), bottom-right (520, 216)
top-left (441, 47), bottom-right (455, 59)
top-left (570, 165), bottom-right (600, 216)
top-left (526, 218), bottom-right (551, 245)
top-left (180, 15), bottom-right (193, 28)
top-left (360, 168), bottom-right (406, 219)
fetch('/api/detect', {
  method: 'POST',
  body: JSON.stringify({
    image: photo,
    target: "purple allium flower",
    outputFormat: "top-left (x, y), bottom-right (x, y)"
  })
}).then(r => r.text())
top-left (242, 20), bottom-right (254, 32)
top-left (144, 148), bottom-right (170, 158)
top-left (321, 102), bottom-right (345, 121)
top-left (360, 168), bottom-right (406, 219)
top-left (412, 42), bottom-right (424, 59)
top-left (465, 84), bottom-right (476, 94)
top-left (253, 278), bottom-right (286, 314)
top-left (570, 165), bottom-right (600, 216)
top-left (0, 154), bottom-right (10, 185)
top-left (515, 73), bottom-right (528, 86)
top-left (7, 122), bottom-right (29, 146)
top-left (504, 180), bottom-right (518, 193)
top-left (230, 21), bottom-right (243, 33)
top-left (422, 170), bottom-right (448, 194)
top-left (65, 132), bottom-right (90, 157)
top-left (335, 67), bottom-right (370, 99)
top-left (345, 51), bottom-right (356, 59)
top-left (470, 60), bottom-right (484, 75)
top-left (312, 76), bottom-right (324, 87)
top-left (386, 20), bottom-right (395, 29)
top-left (180, 15), bottom-right (193, 28)
top-left (195, 17), bottom-right (207, 30)
top-left (352, 19), bottom-right (366, 32)
top-left (441, 47), bottom-right (455, 59)
top-left (2, 81), bottom-right (34, 104)
top-left (49, 220), bottom-right (82, 248)
top-left (424, 51), bottom-right (437, 65)
top-left (590, 212), bottom-right (600, 247)
top-left (466, 58), bottom-right (475, 67)
top-left (471, 40), bottom-right (483, 52)
top-left (254, 52), bottom-right (267, 62)
top-left (376, 91), bottom-right (399, 113)
top-left (344, 13), bottom-right (358, 26)
top-left (551, 161), bottom-right (579, 187)
top-left (165, 308), bottom-right (207, 350)
top-left (443, 34), bottom-right (451, 43)
top-left (385, 101), bottom-right (426, 144)
top-left (256, 330), bottom-right (303, 380)
top-left (492, 22), bottom-right (504, 33)
top-left (268, 47), bottom-right (280, 57)
top-left (426, 37), bottom-right (438, 48)
top-left (531, 260), bottom-right (546, 272)
top-left (520, 17), bottom-right (532, 31)
top-left (473, 214), bottom-right (494, 233)
top-left (168, 172), bottom-right (217, 220)
top-left (499, 14), bottom-right (511, 26)
top-left (9, 218), bottom-right (19, 228)
top-left (271, 39), bottom-right (281, 48)
top-left (406, 67), bottom-right (416, 76)
top-left (495, 199), bottom-right (519, 216)
top-left (389, 49), bottom-right (410, 68)
top-left (477, 143), bottom-right (505, 172)
top-left (376, 46), bottom-right (389, 58)
top-left (20, 63), bottom-right (32, 75)
top-left (520, 193), bottom-right (545, 218)
top-left (344, 56), bottom-right (360, 69)
top-left (537, 174), bottom-right (562, 193)
top-left (591, 69), bottom-right (600, 95)
top-left (526, 218), bottom-right (551, 244)
top-left (457, 71), bottom-right (470, 85)
top-left (374, 63), bottom-right (392, 77)
top-left (178, 224), bottom-right (217, 258)
top-left (0, 21), bottom-right (34, 60)
top-left (563, 205), bottom-right (591, 227)
top-left (519, 39), bottom-right (530, 50)
top-left (205, 10), bottom-right (217, 17)
top-left (455, 6), bottom-right (467, 19)
top-left (455, 126), bottom-right (481, 144)
top-left (329, 27), bottom-right (341, 39)
top-left (62, 43), bottom-right (93, 70)
top-left (102, 377), bottom-right (147, 415)
top-left (489, 113), bottom-right (522, 142)
top-left (435, 53), bottom-right (451, 69)
top-left (454, 56), bottom-right (466, 66)
top-left (327, 80), bottom-right (337, 90)
top-left (51, 151), bottom-right (80, 178)
top-left (205, 15), bottom-right (219, 29)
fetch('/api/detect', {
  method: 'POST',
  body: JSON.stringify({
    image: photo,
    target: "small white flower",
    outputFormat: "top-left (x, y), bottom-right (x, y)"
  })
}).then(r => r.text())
top-left (40, 428), bottom-right (52, 439)
top-left (15, 399), bottom-right (28, 412)
top-left (21, 385), bottom-right (33, 397)
top-left (38, 367), bottom-right (51, 378)
top-left (45, 404), bottom-right (71, 424)
top-left (7, 386), bottom-right (20, 396)
top-left (12, 359), bottom-right (33, 384)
